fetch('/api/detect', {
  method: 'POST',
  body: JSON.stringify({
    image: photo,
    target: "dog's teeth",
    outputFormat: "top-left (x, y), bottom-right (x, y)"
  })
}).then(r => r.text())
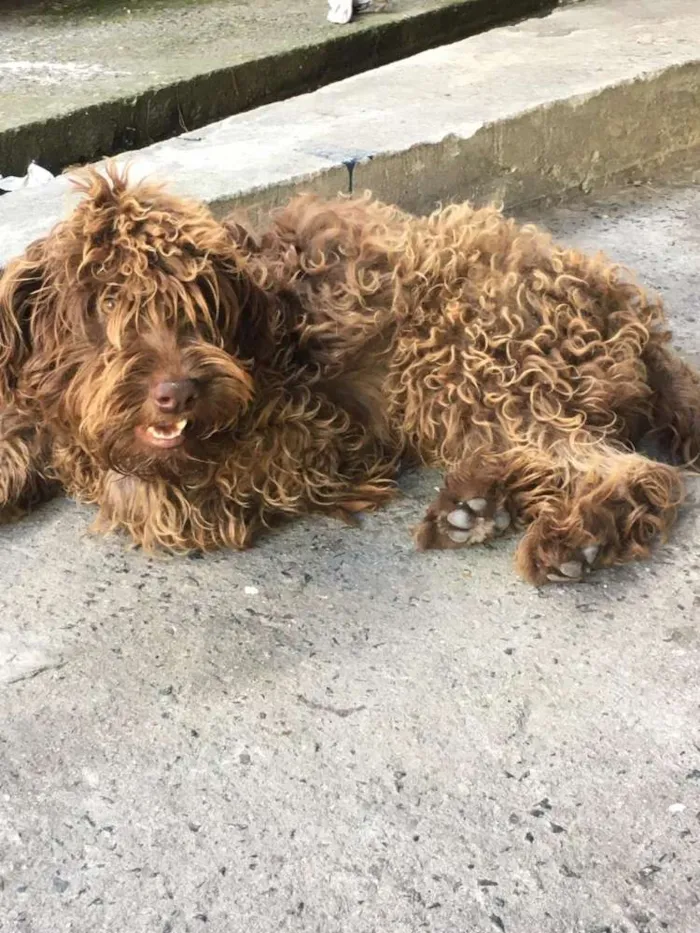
top-left (447, 508), bottom-right (473, 530)
top-left (147, 419), bottom-right (188, 441)
top-left (466, 497), bottom-right (487, 513)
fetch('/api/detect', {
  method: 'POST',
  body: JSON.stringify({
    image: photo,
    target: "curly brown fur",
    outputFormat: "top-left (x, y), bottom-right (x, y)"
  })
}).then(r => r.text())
top-left (1, 167), bottom-right (698, 583)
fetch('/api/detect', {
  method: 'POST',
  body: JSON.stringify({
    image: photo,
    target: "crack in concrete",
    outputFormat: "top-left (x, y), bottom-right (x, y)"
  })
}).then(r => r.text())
top-left (297, 694), bottom-right (367, 718)
top-left (4, 660), bottom-right (66, 686)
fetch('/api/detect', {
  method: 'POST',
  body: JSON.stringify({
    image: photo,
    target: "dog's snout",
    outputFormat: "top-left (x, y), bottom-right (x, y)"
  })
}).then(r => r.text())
top-left (152, 379), bottom-right (198, 413)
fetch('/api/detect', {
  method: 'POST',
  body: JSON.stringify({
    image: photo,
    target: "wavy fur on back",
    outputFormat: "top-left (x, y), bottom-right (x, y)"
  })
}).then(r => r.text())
top-left (1, 169), bottom-right (698, 583)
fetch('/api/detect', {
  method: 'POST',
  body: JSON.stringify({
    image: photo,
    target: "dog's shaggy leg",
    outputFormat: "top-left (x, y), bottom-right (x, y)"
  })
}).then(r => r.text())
top-left (94, 471), bottom-right (262, 552)
top-left (0, 410), bottom-right (56, 521)
top-left (514, 449), bottom-right (684, 584)
top-left (645, 343), bottom-right (700, 469)
top-left (325, 479), bottom-right (399, 525)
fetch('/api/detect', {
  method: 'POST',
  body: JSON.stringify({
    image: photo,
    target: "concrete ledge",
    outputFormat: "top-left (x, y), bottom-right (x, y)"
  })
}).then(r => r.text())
top-left (0, 0), bottom-right (698, 266)
top-left (351, 61), bottom-right (700, 218)
top-left (0, 0), bottom-right (555, 178)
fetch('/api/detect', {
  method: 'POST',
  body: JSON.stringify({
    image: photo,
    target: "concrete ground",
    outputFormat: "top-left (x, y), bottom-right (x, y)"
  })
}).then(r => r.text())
top-left (1, 180), bottom-right (699, 933)
top-left (0, 0), bottom-right (453, 126)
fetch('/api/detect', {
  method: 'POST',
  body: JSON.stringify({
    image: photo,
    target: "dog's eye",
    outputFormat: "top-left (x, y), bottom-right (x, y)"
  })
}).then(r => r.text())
top-left (102, 296), bottom-right (116, 314)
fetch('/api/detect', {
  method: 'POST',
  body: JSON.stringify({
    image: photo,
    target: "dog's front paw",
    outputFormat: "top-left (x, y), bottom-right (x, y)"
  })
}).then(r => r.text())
top-left (97, 470), bottom-right (257, 552)
top-left (515, 527), bottom-right (603, 585)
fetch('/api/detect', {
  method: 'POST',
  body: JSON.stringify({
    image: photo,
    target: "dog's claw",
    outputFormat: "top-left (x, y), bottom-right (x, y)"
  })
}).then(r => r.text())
top-left (546, 570), bottom-right (580, 583)
top-left (447, 508), bottom-right (473, 530)
top-left (558, 560), bottom-right (583, 579)
top-left (582, 544), bottom-right (599, 565)
top-left (466, 497), bottom-right (487, 513)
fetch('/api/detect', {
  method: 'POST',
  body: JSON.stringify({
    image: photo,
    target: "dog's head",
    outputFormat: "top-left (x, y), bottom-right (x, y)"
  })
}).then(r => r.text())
top-left (0, 166), bottom-right (273, 478)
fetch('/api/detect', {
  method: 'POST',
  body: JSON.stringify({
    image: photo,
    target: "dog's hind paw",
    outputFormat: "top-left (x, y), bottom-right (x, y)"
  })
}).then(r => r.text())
top-left (414, 483), bottom-right (513, 551)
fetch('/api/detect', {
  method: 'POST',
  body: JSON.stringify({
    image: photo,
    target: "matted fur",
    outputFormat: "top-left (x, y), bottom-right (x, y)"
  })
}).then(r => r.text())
top-left (1, 166), bottom-right (698, 583)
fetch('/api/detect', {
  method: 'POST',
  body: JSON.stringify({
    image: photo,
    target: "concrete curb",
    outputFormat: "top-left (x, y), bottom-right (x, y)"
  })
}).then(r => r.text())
top-left (0, 0), bottom-right (555, 178)
top-left (344, 62), bottom-right (700, 219)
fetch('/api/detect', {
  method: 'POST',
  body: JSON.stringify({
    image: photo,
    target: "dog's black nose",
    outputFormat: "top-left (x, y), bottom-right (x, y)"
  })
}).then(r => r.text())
top-left (152, 379), bottom-right (198, 413)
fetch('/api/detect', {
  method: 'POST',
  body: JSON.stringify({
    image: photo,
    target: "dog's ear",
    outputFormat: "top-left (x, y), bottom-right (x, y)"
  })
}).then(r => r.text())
top-left (0, 238), bottom-right (48, 403)
top-left (229, 268), bottom-right (281, 366)
top-left (218, 220), bottom-right (282, 365)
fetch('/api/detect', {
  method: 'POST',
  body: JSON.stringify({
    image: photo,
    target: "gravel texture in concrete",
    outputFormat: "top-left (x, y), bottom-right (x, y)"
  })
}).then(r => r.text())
top-left (1, 180), bottom-right (699, 933)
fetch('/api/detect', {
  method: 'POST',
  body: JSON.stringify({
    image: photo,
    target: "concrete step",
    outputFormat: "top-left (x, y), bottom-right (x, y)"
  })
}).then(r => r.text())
top-left (0, 0), bottom-right (698, 267)
top-left (0, 0), bottom-right (555, 178)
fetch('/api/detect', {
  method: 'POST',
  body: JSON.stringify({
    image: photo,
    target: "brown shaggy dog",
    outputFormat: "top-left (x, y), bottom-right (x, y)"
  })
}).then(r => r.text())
top-left (1, 167), bottom-right (699, 583)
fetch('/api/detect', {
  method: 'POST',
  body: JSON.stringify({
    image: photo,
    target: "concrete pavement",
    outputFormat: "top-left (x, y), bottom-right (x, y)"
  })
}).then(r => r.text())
top-left (1, 179), bottom-right (699, 933)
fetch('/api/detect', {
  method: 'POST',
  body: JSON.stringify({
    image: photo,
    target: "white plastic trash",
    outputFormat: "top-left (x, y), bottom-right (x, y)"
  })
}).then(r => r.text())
top-left (0, 161), bottom-right (54, 193)
top-left (328, 0), bottom-right (353, 23)
top-left (327, 0), bottom-right (392, 25)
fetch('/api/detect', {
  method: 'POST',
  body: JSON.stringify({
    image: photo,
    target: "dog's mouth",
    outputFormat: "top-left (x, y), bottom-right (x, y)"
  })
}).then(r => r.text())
top-left (135, 419), bottom-right (188, 450)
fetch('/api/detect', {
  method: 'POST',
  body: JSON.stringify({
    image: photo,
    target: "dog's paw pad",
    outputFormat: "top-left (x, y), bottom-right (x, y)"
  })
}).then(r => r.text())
top-left (446, 507), bottom-right (473, 530)
top-left (546, 560), bottom-right (583, 583)
top-left (447, 528), bottom-right (471, 544)
top-left (443, 499), bottom-right (493, 546)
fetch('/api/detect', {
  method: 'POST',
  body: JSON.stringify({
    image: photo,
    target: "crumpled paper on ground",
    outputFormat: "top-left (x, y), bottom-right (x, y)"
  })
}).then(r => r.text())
top-left (0, 161), bottom-right (54, 193)
top-left (328, 0), bottom-right (393, 25)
